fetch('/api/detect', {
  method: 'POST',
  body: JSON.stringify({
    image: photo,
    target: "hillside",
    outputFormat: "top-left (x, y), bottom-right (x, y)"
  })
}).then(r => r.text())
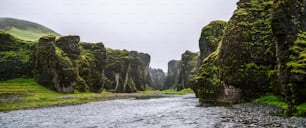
top-left (0, 17), bottom-right (59, 41)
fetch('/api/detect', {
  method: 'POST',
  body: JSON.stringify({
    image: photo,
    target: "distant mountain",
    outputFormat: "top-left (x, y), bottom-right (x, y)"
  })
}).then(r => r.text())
top-left (0, 17), bottom-right (60, 41)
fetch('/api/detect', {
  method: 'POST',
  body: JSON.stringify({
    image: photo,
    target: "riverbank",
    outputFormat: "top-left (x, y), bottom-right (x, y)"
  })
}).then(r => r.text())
top-left (0, 78), bottom-right (193, 112)
top-left (254, 93), bottom-right (306, 117)
top-left (216, 103), bottom-right (306, 127)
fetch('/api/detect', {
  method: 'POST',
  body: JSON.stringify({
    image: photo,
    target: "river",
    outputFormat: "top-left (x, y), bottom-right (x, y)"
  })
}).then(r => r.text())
top-left (1, 94), bottom-right (306, 128)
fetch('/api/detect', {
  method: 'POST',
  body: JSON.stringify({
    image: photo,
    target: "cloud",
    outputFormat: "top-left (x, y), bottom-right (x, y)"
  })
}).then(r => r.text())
top-left (0, 0), bottom-right (238, 71)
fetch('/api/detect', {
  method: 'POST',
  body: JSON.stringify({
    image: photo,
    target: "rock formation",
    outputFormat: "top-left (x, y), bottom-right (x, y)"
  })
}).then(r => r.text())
top-left (34, 36), bottom-right (80, 93)
top-left (129, 51), bottom-right (151, 91)
top-left (198, 20), bottom-right (226, 62)
top-left (164, 60), bottom-right (181, 90)
top-left (149, 68), bottom-right (166, 90)
top-left (34, 35), bottom-right (108, 93)
top-left (0, 32), bottom-right (34, 81)
top-left (196, 0), bottom-right (276, 103)
top-left (79, 42), bottom-right (106, 92)
top-left (0, 31), bottom-right (152, 94)
top-left (177, 50), bottom-right (199, 91)
top-left (104, 49), bottom-right (151, 93)
top-left (217, 0), bottom-right (275, 101)
top-left (272, 0), bottom-right (306, 115)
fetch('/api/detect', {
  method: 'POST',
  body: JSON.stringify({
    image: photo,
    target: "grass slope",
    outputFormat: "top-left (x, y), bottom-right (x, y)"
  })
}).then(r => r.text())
top-left (0, 17), bottom-right (60, 41)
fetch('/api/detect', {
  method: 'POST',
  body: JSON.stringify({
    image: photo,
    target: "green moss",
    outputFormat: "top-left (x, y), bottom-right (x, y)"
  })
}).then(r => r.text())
top-left (296, 103), bottom-right (306, 116)
top-left (234, 8), bottom-right (248, 16)
top-left (287, 32), bottom-right (306, 74)
top-left (255, 93), bottom-right (306, 116)
top-left (255, 93), bottom-right (287, 109)
top-left (0, 32), bottom-right (35, 80)
top-left (55, 47), bottom-right (73, 66)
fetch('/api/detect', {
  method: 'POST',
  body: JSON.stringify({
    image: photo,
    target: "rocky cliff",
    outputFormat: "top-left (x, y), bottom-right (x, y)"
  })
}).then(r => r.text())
top-left (197, 0), bottom-right (276, 103)
top-left (34, 36), bottom-right (82, 93)
top-left (177, 50), bottom-right (199, 91)
top-left (217, 0), bottom-right (275, 101)
top-left (34, 35), bottom-right (108, 93)
top-left (79, 42), bottom-right (106, 92)
top-left (1, 32), bottom-right (151, 94)
top-left (196, 0), bottom-right (306, 114)
top-left (149, 68), bottom-right (166, 90)
top-left (104, 49), bottom-right (151, 93)
top-left (272, 0), bottom-right (306, 115)
top-left (198, 20), bottom-right (226, 62)
top-left (0, 32), bottom-right (34, 81)
top-left (164, 60), bottom-right (181, 90)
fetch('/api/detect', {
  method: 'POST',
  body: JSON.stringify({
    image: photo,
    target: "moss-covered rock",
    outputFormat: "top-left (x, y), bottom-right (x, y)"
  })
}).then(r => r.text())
top-left (189, 20), bottom-right (226, 97)
top-left (129, 51), bottom-right (151, 91)
top-left (272, 0), bottom-right (306, 115)
top-left (0, 32), bottom-right (34, 81)
top-left (199, 20), bottom-right (227, 61)
top-left (79, 42), bottom-right (106, 92)
top-left (34, 35), bottom-right (108, 93)
top-left (197, 0), bottom-right (276, 103)
top-left (34, 35), bottom-right (79, 93)
top-left (164, 60), bottom-right (181, 90)
top-left (217, 0), bottom-right (275, 100)
top-left (104, 49), bottom-right (151, 93)
top-left (177, 50), bottom-right (199, 91)
top-left (149, 68), bottom-right (166, 90)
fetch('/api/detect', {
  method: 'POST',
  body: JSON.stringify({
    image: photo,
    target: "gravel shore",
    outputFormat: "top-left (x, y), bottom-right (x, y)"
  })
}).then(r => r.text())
top-left (215, 103), bottom-right (306, 128)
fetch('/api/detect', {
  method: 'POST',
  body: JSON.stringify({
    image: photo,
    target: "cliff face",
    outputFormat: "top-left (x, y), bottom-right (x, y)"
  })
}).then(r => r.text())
top-left (272, 0), bottom-right (306, 115)
top-left (0, 32), bottom-right (34, 81)
top-left (149, 68), bottom-right (166, 90)
top-left (34, 35), bottom-right (107, 93)
top-left (129, 51), bottom-right (151, 91)
top-left (79, 42), bottom-right (106, 92)
top-left (197, 0), bottom-right (276, 103)
top-left (164, 60), bottom-right (181, 90)
top-left (1, 32), bottom-right (151, 93)
top-left (199, 20), bottom-right (227, 62)
top-left (177, 51), bottom-right (199, 91)
top-left (104, 49), bottom-right (151, 93)
top-left (217, 0), bottom-right (275, 100)
top-left (34, 36), bottom-right (79, 93)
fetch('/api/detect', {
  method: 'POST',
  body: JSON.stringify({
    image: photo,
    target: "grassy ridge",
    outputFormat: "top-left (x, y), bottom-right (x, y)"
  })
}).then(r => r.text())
top-left (0, 17), bottom-right (60, 41)
top-left (5, 27), bottom-right (59, 41)
top-left (0, 78), bottom-right (194, 112)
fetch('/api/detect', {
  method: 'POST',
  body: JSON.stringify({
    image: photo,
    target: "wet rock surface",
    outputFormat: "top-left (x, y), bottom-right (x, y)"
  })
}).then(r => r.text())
top-left (1, 94), bottom-right (305, 128)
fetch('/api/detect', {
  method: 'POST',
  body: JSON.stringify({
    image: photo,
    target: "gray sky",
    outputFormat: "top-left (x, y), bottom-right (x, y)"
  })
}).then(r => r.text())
top-left (0, 0), bottom-right (238, 71)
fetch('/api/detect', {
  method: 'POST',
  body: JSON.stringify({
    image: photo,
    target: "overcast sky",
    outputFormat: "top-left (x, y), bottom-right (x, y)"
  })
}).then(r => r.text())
top-left (0, 0), bottom-right (238, 71)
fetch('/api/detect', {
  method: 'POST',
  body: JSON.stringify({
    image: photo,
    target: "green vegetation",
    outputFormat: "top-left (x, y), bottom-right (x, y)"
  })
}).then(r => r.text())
top-left (5, 27), bottom-right (58, 42)
top-left (255, 93), bottom-right (287, 109)
top-left (0, 32), bottom-right (35, 81)
top-left (0, 18), bottom-right (59, 41)
top-left (255, 93), bottom-right (306, 116)
top-left (287, 32), bottom-right (306, 74)
top-left (0, 78), bottom-right (105, 111)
